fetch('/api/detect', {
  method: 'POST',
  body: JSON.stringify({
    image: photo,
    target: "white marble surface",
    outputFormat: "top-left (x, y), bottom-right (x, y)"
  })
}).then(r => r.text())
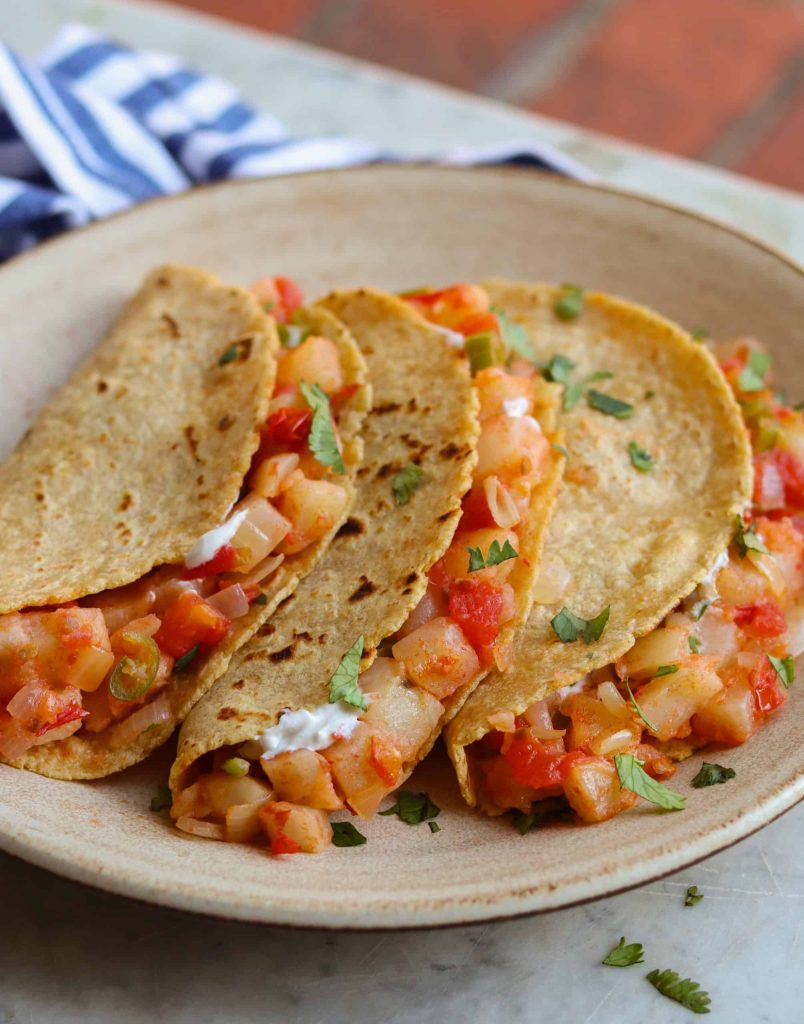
top-left (3, 1), bottom-right (803, 1021)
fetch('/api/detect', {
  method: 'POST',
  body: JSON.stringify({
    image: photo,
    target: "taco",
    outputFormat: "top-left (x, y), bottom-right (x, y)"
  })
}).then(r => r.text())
top-left (445, 282), bottom-right (757, 823)
top-left (0, 266), bottom-right (369, 779)
top-left (168, 284), bottom-right (565, 855)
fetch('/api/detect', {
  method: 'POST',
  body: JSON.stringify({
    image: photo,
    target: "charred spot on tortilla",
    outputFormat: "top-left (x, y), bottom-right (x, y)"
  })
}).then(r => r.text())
top-left (294, 631), bottom-right (313, 643)
top-left (269, 646), bottom-right (294, 663)
top-left (349, 577), bottom-right (376, 602)
top-left (407, 397), bottom-right (418, 412)
top-left (161, 313), bottom-right (180, 337)
top-left (217, 707), bottom-right (238, 721)
top-left (217, 413), bottom-right (235, 432)
top-left (184, 425), bottom-right (201, 463)
top-left (374, 401), bottom-right (402, 414)
top-left (96, 380), bottom-right (108, 393)
top-left (405, 572), bottom-right (418, 585)
top-left (118, 493), bottom-right (133, 512)
top-left (376, 462), bottom-right (400, 479)
top-left (258, 623), bottom-right (276, 638)
top-left (336, 516), bottom-right (365, 538)
top-left (231, 680), bottom-right (245, 690)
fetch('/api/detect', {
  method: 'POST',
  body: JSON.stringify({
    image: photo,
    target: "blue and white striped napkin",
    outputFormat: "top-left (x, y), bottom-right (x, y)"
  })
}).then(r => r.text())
top-left (0, 22), bottom-right (591, 262)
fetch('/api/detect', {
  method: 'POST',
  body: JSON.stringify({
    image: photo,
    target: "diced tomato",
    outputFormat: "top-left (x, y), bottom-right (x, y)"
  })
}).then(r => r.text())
top-left (369, 733), bottom-right (401, 787)
top-left (459, 489), bottom-right (496, 531)
top-left (428, 558), bottom-right (453, 592)
top-left (263, 407), bottom-right (312, 447)
top-left (330, 383), bottom-right (360, 412)
top-left (768, 449), bottom-right (804, 509)
top-left (242, 584), bottom-right (262, 602)
top-left (271, 832), bottom-right (302, 855)
top-left (154, 591), bottom-right (231, 658)
top-left (749, 657), bottom-right (787, 714)
top-left (273, 276), bottom-right (304, 324)
top-left (34, 701), bottom-right (88, 736)
top-left (448, 579), bottom-right (504, 649)
top-left (457, 311), bottom-right (499, 337)
top-left (181, 544), bottom-right (238, 580)
top-left (732, 600), bottom-right (787, 639)
top-left (503, 734), bottom-right (584, 790)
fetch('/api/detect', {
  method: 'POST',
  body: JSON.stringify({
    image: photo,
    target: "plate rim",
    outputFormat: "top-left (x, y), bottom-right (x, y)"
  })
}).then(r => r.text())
top-left (2, 164), bottom-right (803, 930)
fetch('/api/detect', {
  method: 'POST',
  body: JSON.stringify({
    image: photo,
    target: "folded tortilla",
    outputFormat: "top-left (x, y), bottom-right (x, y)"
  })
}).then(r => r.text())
top-left (171, 288), bottom-right (480, 793)
top-left (445, 282), bottom-right (753, 808)
top-left (3, 268), bottom-right (369, 779)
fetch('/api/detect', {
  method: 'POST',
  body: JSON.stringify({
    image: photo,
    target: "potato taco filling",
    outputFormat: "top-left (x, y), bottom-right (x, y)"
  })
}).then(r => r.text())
top-left (169, 284), bottom-right (565, 854)
top-left (0, 276), bottom-right (361, 761)
top-left (465, 337), bottom-right (804, 823)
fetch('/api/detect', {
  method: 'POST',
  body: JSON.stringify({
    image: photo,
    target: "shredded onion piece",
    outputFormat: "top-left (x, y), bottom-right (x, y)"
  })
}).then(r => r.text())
top-left (176, 816), bottom-right (224, 840)
top-left (0, 725), bottom-right (34, 760)
top-left (530, 557), bottom-right (572, 604)
top-left (225, 801), bottom-right (269, 843)
top-left (523, 699), bottom-right (553, 731)
top-left (7, 682), bottom-right (47, 723)
top-left (208, 584), bottom-right (250, 619)
top-left (597, 729), bottom-right (636, 755)
top-left (230, 553), bottom-right (284, 589)
top-left (492, 643), bottom-right (512, 672)
top-left (108, 695), bottom-right (172, 749)
top-left (488, 711), bottom-right (516, 733)
top-left (747, 550), bottom-right (786, 597)
top-left (597, 681), bottom-right (632, 721)
top-left (483, 476), bottom-right (520, 529)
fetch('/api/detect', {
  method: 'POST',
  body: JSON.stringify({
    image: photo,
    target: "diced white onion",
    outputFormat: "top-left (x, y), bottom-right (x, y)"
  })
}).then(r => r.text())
top-left (488, 711), bottom-right (516, 733)
top-left (756, 461), bottom-right (785, 511)
top-left (208, 584), bottom-right (250, 619)
top-left (230, 554), bottom-right (284, 589)
top-left (483, 475), bottom-right (521, 529)
top-left (108, 695), bottom-right (172, 749)
top-left (597, 729), bottom-right (636, 755)
top-left (523, 699), bottom-right (553, 731)
top-left (530, 557), bottom-right (572, 604)
top-left (225, 801), bottom-right (269, 843)
top-left (176, 816), bottom-right (224, 840)
top-left (597, 680), bottom-right (632, 721)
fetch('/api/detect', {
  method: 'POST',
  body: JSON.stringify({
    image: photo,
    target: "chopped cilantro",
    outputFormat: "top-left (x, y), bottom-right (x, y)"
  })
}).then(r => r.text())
top-left (691, 327), bottom-right (709, 342)
top-left (149, 783), bottom-right (172, 812)
top-left (278, 323), bottom-right (310, 348)
top-left (563, 370), bottom-right (613, 412)
top-left (734, 514), bottom-right (768, 558)
top-left (467, 538), bottom-right (518, 573)
top-left (602, 936), bottom-right (645, 967)
top-left (646, 968), bottom-right (711, 1014)
top-left (615, 754), bottom-right (686, 810)
top-left (552, 443), bottom-right (570, 459)
top-left (300, 380), bottom-right (345, 474)
top-left (217, 345), bottom-right (238, 366)
top-left (655, 664), bottom-right (678, 677)
top-left (428, 820), bottom-right (441, 834)
top-left (551, 605), bottom-right (610, 644)
top-left (685, 885), bottom-right (704, 907)
top-left (626, 678), bottom-right (658, 733)
top-left (493, 307), bottom-right (535, 360)
top-left (587, 389), bottom-right (634, 419)
top-left (392, 463), bottom-right (425, 506)
top-left (644, 389), bottom-right (656, 399)
top-left (254, 593), bottom-right (269, 606)
top-left (691, 762), bottom-right (736, 788)
top-left (328, 636), bottom-right (366, 710)
top-left (379, 790), bottom-right (441, 826)
top-left (332, 821), bottom-right (367, 847)
top-left (691, 599), bottom-right (711, 621)
top-left (174, 644), bottom-right (200, 671)
top-left (738, 350), bottom-right (770, 393)
top-left (628, 440), bottom-right (655, 472)
top-left (768, 654), bottom-right (794, 688)
top-left (554, 284), bottom-right (585, 321)
top-left (542, 354), bottom-right (576, 384)
top-left (511, 810), bottom-right (538, 835)
top-left (688, 636), bottom-right (701, 654)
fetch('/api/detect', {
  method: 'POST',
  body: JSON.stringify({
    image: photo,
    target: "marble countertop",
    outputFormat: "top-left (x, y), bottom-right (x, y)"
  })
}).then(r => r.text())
top-left (3, 2), bottom-right (803, 1022)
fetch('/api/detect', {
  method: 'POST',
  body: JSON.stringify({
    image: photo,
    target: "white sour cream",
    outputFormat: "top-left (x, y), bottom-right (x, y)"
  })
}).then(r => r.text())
top-left (253, 702), bottom-right (362, 757)
top-left (431, 324), bottom-right (465, 350)
top-left (699, 547), bottom-right (730, 593)
top-left (184, 509), bottom-right (247, 569)
top-left (502, 396), bottom-right (530, 418)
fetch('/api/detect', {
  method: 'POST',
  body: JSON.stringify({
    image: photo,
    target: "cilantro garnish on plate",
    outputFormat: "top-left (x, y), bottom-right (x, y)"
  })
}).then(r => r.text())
top-left (691, 762), bottom-right (735, 788)
top-left (379, 790), bottom-right (441, 827)
top-left (331, 821), bottom-right (367, 847)
top-left (685, 885), bottom-right (704, 907)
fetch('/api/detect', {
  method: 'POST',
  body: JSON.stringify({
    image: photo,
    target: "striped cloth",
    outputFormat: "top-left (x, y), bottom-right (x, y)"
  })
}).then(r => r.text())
top-left (0, 22), bottom-right (591, 261)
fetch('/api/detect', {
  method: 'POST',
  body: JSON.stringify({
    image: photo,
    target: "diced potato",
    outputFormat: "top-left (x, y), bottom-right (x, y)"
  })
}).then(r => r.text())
top-left (325, 723), bottom-right (403, 818)
top-left (250, 453), bottom-right (300, 499)
top-left (716, 558), bottom-right (772, 606)
top-left (474, 368), bottom-right (533, 421)
top-left (231, 495), bottom-right (292, 570)
top-left (634, 664), bottom-right (724, 742)
top-left (694, 606), bottom-right (740, 666)
top-left (475, 415), bottom-right (548, 486)
top-left (65, 645), bottom-right (115, 692)
top-left (562, 757), bottom-right (637, 823)
top-left (692, 676), bottom-right (757, 745)
top-left (442, 528), bottom-right (519, 584)
top-left (395, 585), bottom-right (447, 640)
top-left (224, 802), bottom-right (266, 844)
top-left (617, 625), bottom-right (691, 681)
top-left (361, 659), bottom-right (443, 762)
top-left (275, 336), bottom-right (343, 394)
top-left (478, 755), bottom-right (539, 813)
top-left (391, 617), bottom-right (480, 701)
top-left (261, 748), bottom-right (343, 810)
top-left (259, 801), bottom-right (331, 854)
top-left (201, 772), bottom-right (273, 818)
top-left (563, 693), bottom-right (640, 757)
top-left (277, 479), bottom-right (349, 555)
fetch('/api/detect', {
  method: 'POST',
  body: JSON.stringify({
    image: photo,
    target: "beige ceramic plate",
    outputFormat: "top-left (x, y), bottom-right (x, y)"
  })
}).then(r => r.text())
top-left (1, 167), bottom-right (803, 929)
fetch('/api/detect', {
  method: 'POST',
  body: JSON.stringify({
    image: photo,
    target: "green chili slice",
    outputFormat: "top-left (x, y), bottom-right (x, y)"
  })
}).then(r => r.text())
top-left (109, 633), bottom-right (161, 701)
top-left (466, 332), bottom-right (501, 375)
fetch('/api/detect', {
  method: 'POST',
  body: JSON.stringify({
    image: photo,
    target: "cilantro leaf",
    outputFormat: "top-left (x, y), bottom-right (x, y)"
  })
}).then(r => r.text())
top-left (428, 820), bottom-right (441, 833)
top-left (628, 440), bottom-right (655, 472)
top-left (688, 636), bottom-right (701, 654)
top-left (691, 762), bottom-right (735, 788)
top-left (542, 354), bottom-right (576, 384)
top-left (626, 678), bottom-right (658, 733)
top-left (587, 389), bottom-right (634, 419)
top-left (379, 790), bottom-right (441, 826)
top-left (554, 284), bottom-right (585, 321)
top-left (691, 327), bottom-right (709, 343)
top-left (511, 810), bottom-right (538, 835)
top-left (738, 350), bottom-right (770, 393)
top-left (685, 885), bottom-right (704, 907)
top-left (552, 442), bottom-right (570, 459)
top-left (392, 462), bottom-right (425, 506)
top-left (493, 307), bottom-right (535, 360)
top-left (768, 653), bottom-right (794, 688)
top-left (602, 936), bottom-right (645, 967)
top-left (646, 968), bottom-right (711, 1014)
top-left (174, 644), bottom-right (200, 671)
top-left (278, 323), bottom-right (310, 348)
top-left (149, 783), bottom-right (172, 812)
top-left (300, 380), bottom-right (344, 474)
top-left (615, 753), bottom-right (686, 810)
top-left (734, 514), bottom-right (768, 558)
top-left (563, 369), bottom-right (614, 412)
top-left (691, 599), bottom-right (711, 621)
top-left (551, 605), bottom-right (610, 644)
top-left (328, 636), bottom-right (366, 710)
top-left (654, 664), bottom-right (678, 677)
top-left (466, 538), bottom-right (518, 573)
top-left (253, 592), bottom-right (269, 606)
top-left (218, 345), bottom-right (238, 366)
top-left (332, 821), bottom-right (367, 847)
